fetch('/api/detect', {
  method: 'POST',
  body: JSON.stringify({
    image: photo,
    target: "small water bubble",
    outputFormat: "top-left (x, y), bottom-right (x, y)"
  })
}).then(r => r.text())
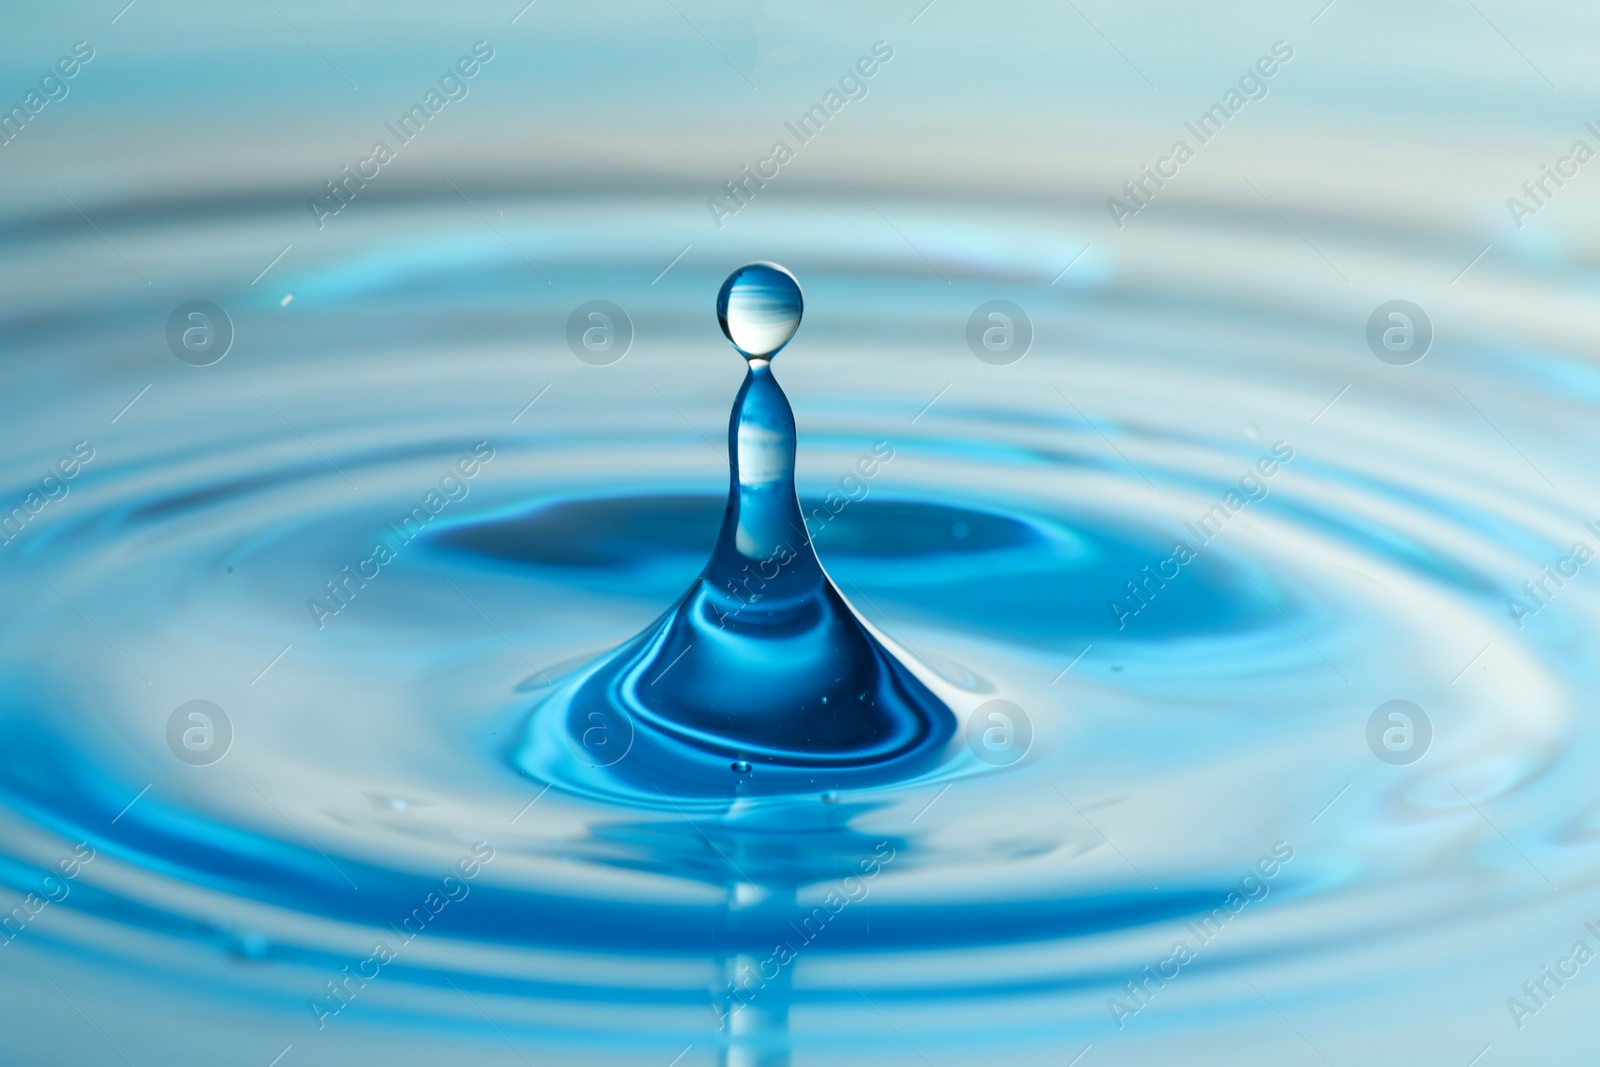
top-left (280, 293), bottom-right (294, 307)
top-left (731, 760), bottom-right (752, 774)
top-left (717, 262), bottom-right (802, 360)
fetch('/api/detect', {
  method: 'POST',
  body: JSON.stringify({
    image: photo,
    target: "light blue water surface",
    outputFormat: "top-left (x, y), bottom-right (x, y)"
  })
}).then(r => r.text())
top-left (1, 2), bottom-right (1600, 1065)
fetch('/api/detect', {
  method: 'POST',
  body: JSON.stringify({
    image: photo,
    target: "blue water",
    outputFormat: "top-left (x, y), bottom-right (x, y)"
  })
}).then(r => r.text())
top-left (518, 265), bottom-right (959, 810)
top-left (4, 2), bottom-right (1600, 1064)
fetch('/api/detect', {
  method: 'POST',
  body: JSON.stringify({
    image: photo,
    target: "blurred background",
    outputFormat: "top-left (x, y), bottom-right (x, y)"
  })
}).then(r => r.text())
top-left (2, 1), bottom-right (1600, 1065)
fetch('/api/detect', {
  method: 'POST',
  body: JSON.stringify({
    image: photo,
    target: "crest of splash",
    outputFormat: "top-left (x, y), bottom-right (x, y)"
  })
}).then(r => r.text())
top-left (518, 263), bottom-right (957, 799)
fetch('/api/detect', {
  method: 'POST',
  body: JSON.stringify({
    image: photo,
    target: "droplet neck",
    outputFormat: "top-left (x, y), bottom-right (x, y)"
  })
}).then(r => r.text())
top-left (700, 360), bottom-right (825, 612)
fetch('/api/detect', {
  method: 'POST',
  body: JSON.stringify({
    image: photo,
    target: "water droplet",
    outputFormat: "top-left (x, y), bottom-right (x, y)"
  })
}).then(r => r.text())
top-left (279, 293), bottom-right (294, 307)
top-left (521, 263), bottom-right (956, 800)
top-left (717, 262), bottom-right (802, 360)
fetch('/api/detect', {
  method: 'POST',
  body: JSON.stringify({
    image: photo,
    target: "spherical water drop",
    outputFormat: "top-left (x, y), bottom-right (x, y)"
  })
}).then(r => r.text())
top-left (731, 760), bottom-right (752, 774)
top-left (717, 262), bottom-right (803, 360)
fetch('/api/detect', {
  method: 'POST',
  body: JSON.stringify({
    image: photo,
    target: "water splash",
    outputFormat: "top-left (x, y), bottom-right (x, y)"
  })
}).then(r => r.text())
top-left (517, 264), bottom-right (957, 801)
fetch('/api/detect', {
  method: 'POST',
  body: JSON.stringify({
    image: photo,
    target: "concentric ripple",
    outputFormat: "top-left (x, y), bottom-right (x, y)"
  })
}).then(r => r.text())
top-left (1, 186), bottom-right (1597, 1065)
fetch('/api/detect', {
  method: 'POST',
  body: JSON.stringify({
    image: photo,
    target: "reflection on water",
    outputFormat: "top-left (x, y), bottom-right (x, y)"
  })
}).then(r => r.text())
top-left (3, 2), bottom-right (1600, 1063)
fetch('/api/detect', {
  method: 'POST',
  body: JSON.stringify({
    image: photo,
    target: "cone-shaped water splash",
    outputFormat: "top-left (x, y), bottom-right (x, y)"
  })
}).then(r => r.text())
top-left (518, 263), bottom-right (957, 800)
